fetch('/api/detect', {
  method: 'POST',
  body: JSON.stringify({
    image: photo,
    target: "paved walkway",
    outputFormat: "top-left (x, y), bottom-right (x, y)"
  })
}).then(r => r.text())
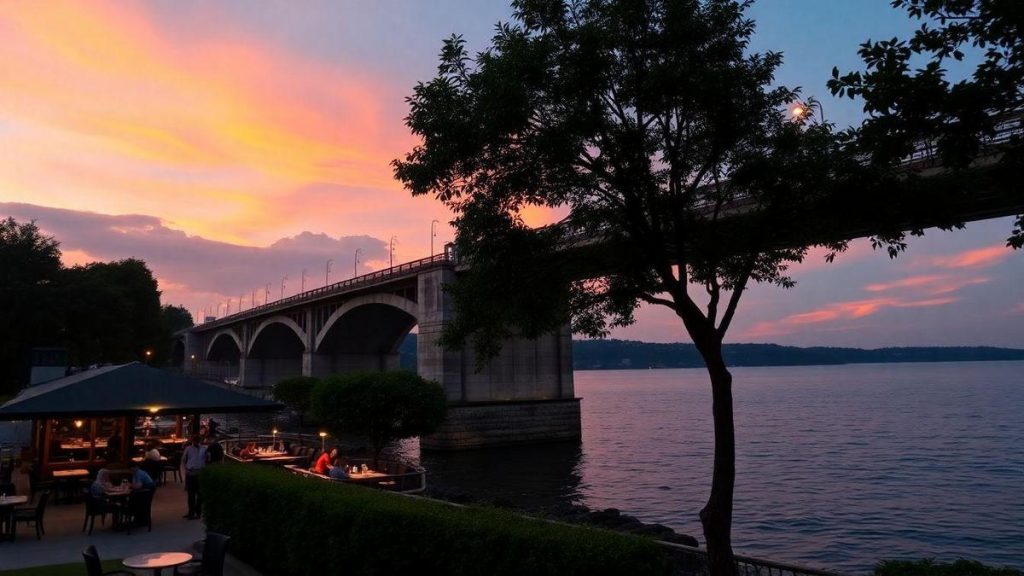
top-left (0, 479), bottom-right (259, 574)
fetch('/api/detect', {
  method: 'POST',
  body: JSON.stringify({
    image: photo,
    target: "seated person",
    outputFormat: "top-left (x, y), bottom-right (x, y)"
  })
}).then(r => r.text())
top-left (131, 464), bottom-right (156, 489)
top-left (144, 441), bottom-right (162, 461)
top-left (89, 468), bottom-right (114, 498)
top-left (328, 458), bottom-right (349, 480)
top-left (313, 447), bottom-right (337, 475)
top-left (238, 442), bottom-right (258, 459)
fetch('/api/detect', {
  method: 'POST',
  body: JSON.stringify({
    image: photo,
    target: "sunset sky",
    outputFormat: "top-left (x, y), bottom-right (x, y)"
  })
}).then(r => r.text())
top-left (1, 1), bottom-right (1020, 348)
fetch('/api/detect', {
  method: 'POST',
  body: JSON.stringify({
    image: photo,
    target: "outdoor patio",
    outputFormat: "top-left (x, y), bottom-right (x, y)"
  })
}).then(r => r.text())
top-left (1, 481), bottom-right (258, 574)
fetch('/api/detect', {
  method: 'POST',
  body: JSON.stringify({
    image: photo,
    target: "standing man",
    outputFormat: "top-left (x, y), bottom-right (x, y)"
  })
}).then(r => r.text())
top-left (180, 435), bottom-right (207, 519)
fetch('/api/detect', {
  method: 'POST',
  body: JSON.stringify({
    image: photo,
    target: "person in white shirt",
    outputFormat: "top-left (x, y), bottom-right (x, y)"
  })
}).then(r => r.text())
top-left (180, 435), bottom-right (207, 519)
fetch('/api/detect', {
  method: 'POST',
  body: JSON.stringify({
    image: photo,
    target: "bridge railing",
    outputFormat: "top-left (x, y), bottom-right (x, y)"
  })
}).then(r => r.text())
top-left (198, 253), bottom-right (453, 329)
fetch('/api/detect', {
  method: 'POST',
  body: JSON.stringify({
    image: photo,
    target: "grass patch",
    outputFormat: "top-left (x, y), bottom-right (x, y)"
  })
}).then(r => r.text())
top-left (0, 559), bottom-right (123, 575)
top-left (875, 559), bottom-right (1023, 576)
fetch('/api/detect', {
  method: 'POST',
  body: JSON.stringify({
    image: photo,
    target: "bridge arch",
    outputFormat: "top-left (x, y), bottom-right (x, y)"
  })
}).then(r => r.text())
top-left (247, 316), bottom-right (308, 357)
top-left (205, 330), bottom-right (243, 361)
top-left (315, 294), bottom-right (418, 353)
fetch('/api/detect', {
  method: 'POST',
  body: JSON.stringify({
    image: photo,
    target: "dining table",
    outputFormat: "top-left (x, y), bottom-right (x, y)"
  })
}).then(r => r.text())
top-left (122, 551), bottom-right (193, 576)
top-left (0, 495), bottom-right (29, 541)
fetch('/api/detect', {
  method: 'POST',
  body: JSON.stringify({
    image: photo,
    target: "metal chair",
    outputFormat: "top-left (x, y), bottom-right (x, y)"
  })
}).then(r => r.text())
top-left (12, 490), bottom-right (49, 539)
top-left (177, 532), bottom-right (231, 576)
top-left (81, 545), bottom-right (134, 576)
top-left (82, 494), bottom-right (119, 535)
top-left (122, 488), bottom-right (155, 534)
top-left (162, 453), bottom-right (182, 484)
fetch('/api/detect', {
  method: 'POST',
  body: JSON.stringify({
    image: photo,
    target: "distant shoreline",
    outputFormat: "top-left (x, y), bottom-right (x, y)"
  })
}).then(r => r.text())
top-left (398, 334), bottom-right (1024, 371)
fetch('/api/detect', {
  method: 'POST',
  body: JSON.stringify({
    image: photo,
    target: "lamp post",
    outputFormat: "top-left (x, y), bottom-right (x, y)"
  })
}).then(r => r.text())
top-left (431, 219), bottom-right (439, 257)
top-left (251, 289), bottom-right (256, 308)
top-left (272, 428), bottom-right (278, 449)
top-left (325, 259), bottom-right (332, 287)
top-left (145, 349), bottom-right (152, 363)
top-left (354, 248), bottom-right (362, 277)
top-left (280, 275), bottom-right (288, 300)
top-left (791, 100), bottom-right (825, 124)
top-left (319, 431), bottom-right (327, 452)
top-left (265, 284), bottom-right (271, 305)
top-left (301, 268), bottom-right (307, 293)
top-left (389, 236), bottom-right (396, 268)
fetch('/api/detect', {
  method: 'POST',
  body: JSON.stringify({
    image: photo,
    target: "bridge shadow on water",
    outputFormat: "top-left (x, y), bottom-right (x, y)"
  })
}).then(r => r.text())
top-left (213, 411), bottom-right (585, 513)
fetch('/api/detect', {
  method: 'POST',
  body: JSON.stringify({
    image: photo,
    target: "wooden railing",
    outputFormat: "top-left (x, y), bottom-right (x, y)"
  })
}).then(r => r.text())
top-left (659, 542), bottom-right (850, 576)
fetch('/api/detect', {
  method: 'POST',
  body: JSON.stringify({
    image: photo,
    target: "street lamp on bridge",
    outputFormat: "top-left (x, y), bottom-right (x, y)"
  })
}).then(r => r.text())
top-left (325, 259), bottom-right (332, 287)
top-left (265, 284), bottom-right (271, 305)
top-left (354, 248), bottom-right (362, 278)
top-left (301, 268), bottom-right (307, 293)
top-left (280, 275), bottom-right (288, 301)
top-left (431, 219), bottom-right (438, 257)
top-left (390, 236), bottom-right (397, 268)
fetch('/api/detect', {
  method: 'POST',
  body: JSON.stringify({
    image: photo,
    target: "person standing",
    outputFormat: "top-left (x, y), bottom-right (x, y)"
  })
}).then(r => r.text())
top-left (206, 434), bottom-right (224, 464)
top-left (180, 435), bottom-right (207, 519)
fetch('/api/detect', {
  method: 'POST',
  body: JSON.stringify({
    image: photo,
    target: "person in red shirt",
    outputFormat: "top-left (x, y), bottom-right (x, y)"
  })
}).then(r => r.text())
top-left (313, 447), bottom-right (337, 475)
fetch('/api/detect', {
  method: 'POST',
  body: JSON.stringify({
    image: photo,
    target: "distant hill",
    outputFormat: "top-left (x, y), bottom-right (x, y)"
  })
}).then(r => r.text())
top-left (399, 335), bottom-right (1024, 371)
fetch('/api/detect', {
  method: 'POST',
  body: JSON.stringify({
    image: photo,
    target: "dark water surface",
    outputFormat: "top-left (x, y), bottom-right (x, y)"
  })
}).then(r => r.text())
top-left (408, 361), bottom-right (1024, 575)
top-left (212, 362), bottom-right (1023, 574)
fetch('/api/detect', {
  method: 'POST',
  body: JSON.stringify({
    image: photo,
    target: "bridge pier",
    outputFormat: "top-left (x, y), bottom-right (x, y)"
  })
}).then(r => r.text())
top-left (304, 351), bottom-right (401, 379)
top-left (240, 356), bottom-right (302, 389)
top-left (417, 269), bottom-right (581, 450)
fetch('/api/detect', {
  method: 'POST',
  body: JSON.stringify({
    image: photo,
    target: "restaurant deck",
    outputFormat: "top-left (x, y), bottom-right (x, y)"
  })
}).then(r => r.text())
top-left (0, 481), bottom-right (259, 574)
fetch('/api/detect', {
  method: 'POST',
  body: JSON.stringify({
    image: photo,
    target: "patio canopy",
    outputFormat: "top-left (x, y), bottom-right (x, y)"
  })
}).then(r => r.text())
top-left (0, 362), bottom-right (283, 419)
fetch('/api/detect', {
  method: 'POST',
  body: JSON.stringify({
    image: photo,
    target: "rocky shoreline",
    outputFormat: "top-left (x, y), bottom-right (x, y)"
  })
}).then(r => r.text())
top-left (425, 487), bottom-right (700, 548)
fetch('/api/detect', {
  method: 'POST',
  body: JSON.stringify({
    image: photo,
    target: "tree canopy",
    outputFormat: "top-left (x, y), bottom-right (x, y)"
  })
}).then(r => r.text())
top-left (273, 375), bottom-right (318, 425)
top-left (392, 2), bottom-right (869, 572)
top-left (828, 0), bottom-right (1024, 248)
top-left (311, 371), bottom-right (447, 465)
top-left (0, 217), bottom-right (180, 393)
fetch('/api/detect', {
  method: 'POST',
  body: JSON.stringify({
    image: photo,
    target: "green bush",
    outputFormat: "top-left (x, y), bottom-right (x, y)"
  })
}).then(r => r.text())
top-left (874, 559), bottom-right (1022, 576)
top-left (202, 464), bottom-right (671, 576)
top-left (273, 376), bottom-right (319, 424)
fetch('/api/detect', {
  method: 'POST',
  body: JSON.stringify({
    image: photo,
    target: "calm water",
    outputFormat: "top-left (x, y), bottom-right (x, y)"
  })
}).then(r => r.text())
top-left (408, 362), bottom-right (1024, 574)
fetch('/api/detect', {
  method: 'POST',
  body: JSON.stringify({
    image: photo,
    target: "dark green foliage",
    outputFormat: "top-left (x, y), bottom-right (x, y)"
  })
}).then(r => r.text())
top-left (0, 218), bottom-right (63, 394)
top-left (874, 559), bottom-right (1022, 576)
top-left (273, 376), bottom-right (318, 424)
top-left (202, 464), bottom-right (672, 576)
top-left (311, 371), bottom-right (447, 463)
top-left (828, 0), bottom-right (1024, 249)
top-left (162, 304), bottom-right (194, 334)
top-left (0, 217), bottom-right (169, 393)
top-left (61, 258), bottom-right (167, 366)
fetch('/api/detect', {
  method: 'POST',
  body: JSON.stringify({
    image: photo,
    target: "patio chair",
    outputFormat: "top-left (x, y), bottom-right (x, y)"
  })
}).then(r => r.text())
top-left (178, 532), bottom-right (231, 576)
top-left (162, 452), bottom-right (182, 484)
top-left (122, 488), bottom-right (155, 534)
top-left (82, 545), bottom-right (134, 576)
top-left (12, 490), bottom-right (49, 539)
top-left (82, 493), bottom-right (120, 535)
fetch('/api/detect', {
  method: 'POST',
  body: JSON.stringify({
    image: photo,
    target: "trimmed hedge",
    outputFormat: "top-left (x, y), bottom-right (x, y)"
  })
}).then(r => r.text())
top-left (202, 464), bottom-right (671, 576)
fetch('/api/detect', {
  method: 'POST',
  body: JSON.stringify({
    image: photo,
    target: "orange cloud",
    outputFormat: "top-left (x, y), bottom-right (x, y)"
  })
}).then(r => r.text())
top-left (865, 274), bottom-right (990, 295)
top-left (929, 245), bottom-right (1012, 269)
top-left (865, 275), bottom-right (944, 292)
top-left (0, 1), bottom-right (418, 246)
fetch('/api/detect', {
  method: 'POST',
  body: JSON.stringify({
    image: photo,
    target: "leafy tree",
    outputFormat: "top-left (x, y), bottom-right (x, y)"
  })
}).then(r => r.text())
top-left (828, 0), bottom-right (1024, 248)
top-left (273, 375), bottom-right (319, 425)
top-left (0, 218), bottom-right (63, 394)
top-left (61, 258), bottom-right (167, 366)
top-left (392, 2), bottom-right (872, 573)
top-left (311, 371), bottom-right (447, 466)
top-left (162, 304), bottom-right (194, 334)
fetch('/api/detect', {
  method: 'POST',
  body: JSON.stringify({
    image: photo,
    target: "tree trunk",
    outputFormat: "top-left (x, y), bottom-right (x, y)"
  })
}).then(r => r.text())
top-left (698, 347), bottom-right (737, 576)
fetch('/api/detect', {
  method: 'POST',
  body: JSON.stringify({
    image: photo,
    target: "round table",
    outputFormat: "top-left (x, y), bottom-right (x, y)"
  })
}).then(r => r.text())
top-left (0, 495), bottom-right (29, 541)
top-left (122, 552), bottom-right (192, 575)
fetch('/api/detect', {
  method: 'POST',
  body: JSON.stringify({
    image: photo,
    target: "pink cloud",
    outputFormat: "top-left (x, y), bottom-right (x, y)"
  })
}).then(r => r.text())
top-left (928, 245), bottom-right (1012, 269)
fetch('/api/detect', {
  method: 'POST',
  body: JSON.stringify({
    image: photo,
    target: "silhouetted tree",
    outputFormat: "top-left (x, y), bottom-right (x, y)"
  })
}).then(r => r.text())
top-left (311, 371), bottom-right (447, 466)
top-left (0, 218), bottom-right (63, 394)
top-left (61, 258), bottom-right (166, 366)
top-left (829, 0), bottom-right (1024, 249)
top-left (392, 2), bottom-right (880, 572)
top-left (162, 304), bottom-right (194, 334)
top-left (273, 375), bottom-right (319, 426)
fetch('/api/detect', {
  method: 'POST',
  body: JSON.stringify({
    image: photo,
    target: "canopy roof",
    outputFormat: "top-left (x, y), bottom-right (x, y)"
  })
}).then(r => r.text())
top-left (0, 362), bottom-right (282, 420)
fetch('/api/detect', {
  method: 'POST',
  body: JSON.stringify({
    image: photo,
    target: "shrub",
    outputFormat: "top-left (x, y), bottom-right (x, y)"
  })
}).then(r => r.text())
top-left (311, 370), bottom-right (447, 464)
top-left (273, 376), bottom-right (318, 424)
top-left (202, 464), bottom-right (671, 576)
top-left (874, 559), bottom-right (1022, 576)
